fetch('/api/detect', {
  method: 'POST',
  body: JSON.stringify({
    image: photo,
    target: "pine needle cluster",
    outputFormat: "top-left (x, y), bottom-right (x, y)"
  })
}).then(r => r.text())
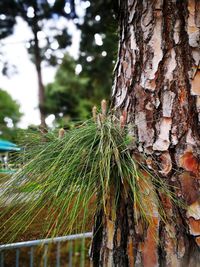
top-left (0, 101), bottom-right (181, 242)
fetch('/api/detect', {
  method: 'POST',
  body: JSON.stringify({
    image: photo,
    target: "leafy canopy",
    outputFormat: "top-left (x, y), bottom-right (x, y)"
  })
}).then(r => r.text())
top-left (0, 89), bottom-right (22, 140)
top-left (45, 54), bottom-right (91, 125)
top-left (0, 0), bottom-right (73, 67)
top-left (79, 0), bottom-right (118, 102)
top-left (44, 0), bottom-right (118, 125)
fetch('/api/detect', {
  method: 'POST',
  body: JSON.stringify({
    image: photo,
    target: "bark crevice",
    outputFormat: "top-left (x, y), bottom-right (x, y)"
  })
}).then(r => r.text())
top-left (92, 0), bottom-right (200, 266)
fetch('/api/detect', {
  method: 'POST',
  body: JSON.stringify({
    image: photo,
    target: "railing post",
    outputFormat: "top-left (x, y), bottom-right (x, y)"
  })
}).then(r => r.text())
top-left (16, 249), bottom-right (20, 267)
top-left (43, 244), bottom-right (48, 267)
top-left (56, 242), bottom-right (60, 267)
top-left (80, 237), bottom-right (85, 267)
top-left (30, 246), bottom-right (34, 267)
top-left (0, 232), bottom-right (92, 266)
top-left (0, 251), bottom-right (4, 267)
top-left (68, 241), bottom-right (73, 267)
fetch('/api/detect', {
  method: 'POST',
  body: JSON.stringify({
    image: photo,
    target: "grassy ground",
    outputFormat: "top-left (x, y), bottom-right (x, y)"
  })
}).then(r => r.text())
top-left (0, 206), bottom-right (92, 266)
top-left (0, 173), bottom-right (93, 266)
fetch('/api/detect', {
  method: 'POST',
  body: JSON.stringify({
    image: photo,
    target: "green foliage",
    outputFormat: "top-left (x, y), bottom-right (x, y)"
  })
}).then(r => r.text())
top-left (0, 89), bottom-right (22, 140)
top-left (45, 1), bottom-right (118, 125)
top-left (79, 0), bottom-right (118, 101)
top-left (0, 0), bottom-right (18, 76)
top-left (0, 0), bottom-right (17, 39)
top-left (0, 109), bottom-right (182, 242)
top-left (45, 54), bottom-right (91, 124)
top-left (0, 0), bottom-right (73, 68)
top-left (0, 0), bottom-right (118, 126)
top-left (0, 1), bottom-right (74, 125)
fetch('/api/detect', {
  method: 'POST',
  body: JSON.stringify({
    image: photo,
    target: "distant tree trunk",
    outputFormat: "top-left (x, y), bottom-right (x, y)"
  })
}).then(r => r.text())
top-left (33, 22), bottom-right (46, 128)
top-left (90, 0), bottom-right (200, 266)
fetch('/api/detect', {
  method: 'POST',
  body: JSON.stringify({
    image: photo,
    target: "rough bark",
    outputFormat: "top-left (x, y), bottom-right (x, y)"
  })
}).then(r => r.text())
top-left (90, 0), bottom-right (200, 266)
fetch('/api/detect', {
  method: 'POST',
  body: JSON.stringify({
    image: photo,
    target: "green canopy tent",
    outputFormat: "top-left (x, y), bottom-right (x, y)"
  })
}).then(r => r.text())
top-left (0, 140), bottom-right (21, 152)
top-left (0, 139), bottom-right (20, 174)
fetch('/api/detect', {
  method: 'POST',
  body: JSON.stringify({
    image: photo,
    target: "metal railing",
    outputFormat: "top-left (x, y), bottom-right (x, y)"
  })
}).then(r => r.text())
top-left (0, 232), bottom-right (92, 267)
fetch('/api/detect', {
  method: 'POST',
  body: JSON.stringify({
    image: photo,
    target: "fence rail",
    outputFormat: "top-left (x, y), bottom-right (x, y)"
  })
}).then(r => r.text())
top-left (0, 232), bottom-right (92, 267)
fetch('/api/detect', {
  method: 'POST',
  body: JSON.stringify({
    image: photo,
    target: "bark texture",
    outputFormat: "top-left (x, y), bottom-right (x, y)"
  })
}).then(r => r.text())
top-left (91, 0), bottom-right (200, 266)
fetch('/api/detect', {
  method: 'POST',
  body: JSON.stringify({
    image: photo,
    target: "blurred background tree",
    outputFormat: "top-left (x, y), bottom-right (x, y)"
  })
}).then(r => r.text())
top-left (0, 0), bottom-right (73, 128)
top-left (44, 0), bottom-right (118, 126)
top-left (0, 0), bottom-right (18, 77)
top-left (0, 89), bottom-right (22, 141)
top-left (0, 1), bottom-right (17, 39)
top-left (0, 0), bottom-right (118, 136)
top-left (45, 54), bottom-right (90, 126)
top-left (78, 0), bottom-right (118, 102)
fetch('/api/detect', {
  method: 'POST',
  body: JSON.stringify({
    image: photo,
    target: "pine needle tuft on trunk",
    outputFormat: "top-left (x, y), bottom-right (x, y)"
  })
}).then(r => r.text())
top-left (0, 108), bottom-right (184, 243)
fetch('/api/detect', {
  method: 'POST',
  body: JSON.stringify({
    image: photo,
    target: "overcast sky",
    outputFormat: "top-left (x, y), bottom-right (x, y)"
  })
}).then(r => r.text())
top-left (0, 6), bottom-right (83, 128)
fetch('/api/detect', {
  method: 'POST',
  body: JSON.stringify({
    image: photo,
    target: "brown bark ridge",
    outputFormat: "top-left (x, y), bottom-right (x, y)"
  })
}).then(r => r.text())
top-left (90, 0), bottom-right (200, 266)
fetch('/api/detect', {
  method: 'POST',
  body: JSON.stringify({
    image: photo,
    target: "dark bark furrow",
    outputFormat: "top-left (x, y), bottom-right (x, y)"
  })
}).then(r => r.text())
top-left (91, 0), bottom-right (200, 266)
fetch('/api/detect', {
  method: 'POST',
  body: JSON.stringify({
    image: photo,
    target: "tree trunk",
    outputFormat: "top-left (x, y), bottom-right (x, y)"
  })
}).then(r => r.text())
top-left (90, 0), bottom-right (200, 266)
top-left (33, 23), bottom-right (46, 129)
